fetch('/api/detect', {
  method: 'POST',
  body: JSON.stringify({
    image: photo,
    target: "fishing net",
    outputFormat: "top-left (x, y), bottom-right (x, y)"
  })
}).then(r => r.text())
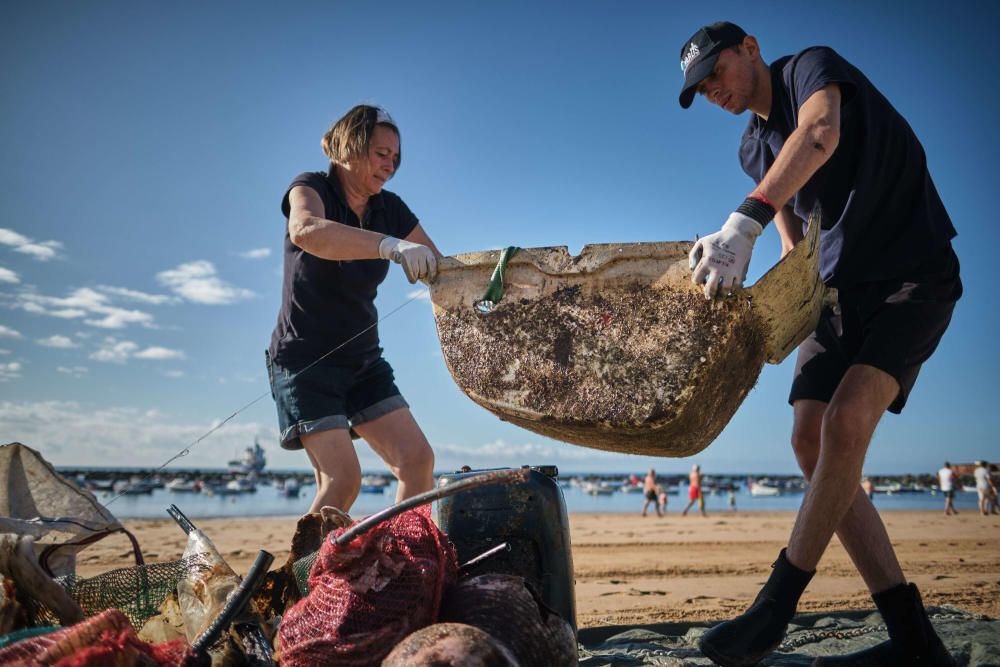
top-left (290, 550), bottom-right (318, 596)
top-left (277, 505), bottom-right (458, 667)
top-left (0, 608), bottom-right (192, 666)
top-left (30, 555), bottom-right (211, 630)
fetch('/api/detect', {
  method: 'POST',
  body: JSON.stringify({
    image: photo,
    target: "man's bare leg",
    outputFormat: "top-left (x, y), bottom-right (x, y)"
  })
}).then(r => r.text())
top-left (786, 364), bottom-right (899, 572)
top-left (791, 399), bottom-right (905, 593)
top-left (699, 365), bottom-right (906, 666)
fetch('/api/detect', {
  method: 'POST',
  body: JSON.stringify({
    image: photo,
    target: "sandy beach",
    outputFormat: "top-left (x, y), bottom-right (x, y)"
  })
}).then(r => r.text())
top-left (75, 510), bottom-right (1000, 628)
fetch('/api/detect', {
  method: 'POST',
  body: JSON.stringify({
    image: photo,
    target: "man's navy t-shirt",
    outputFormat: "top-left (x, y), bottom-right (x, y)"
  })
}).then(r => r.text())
top-left (269, 168), bottom-right (419, 367)
top-left (739, 47), bottom-right (956, 288)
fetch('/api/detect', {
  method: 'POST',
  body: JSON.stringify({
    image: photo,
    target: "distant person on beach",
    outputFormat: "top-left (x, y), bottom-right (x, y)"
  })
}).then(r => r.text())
top-left (657, 484), bottom-right (669, 512)
top-left (938, 462), bottom-right (959, 516)
top-left (974, 461), bottom-right (998, 516)
top-left (679, 21), bottom-right (961, 665)
top-left (728, 490), bottom-right (737, 512)
top-left (267, 104), bottom-right (441, 515)
top-left (641, 468), bottom-right (663, 517)
top-left (861, 477), bottom-right (874, 502)
top-left (681, 464), bottom-right (707, 517)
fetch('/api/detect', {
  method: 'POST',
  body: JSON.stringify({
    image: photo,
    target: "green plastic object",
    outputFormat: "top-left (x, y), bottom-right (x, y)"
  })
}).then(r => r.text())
top-left (475, 246), bottom-right (520, 312)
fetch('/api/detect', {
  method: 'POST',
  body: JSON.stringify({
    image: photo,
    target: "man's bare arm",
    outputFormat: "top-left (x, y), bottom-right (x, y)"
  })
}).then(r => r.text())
top-left (752, 84), bottom-right (841, 211)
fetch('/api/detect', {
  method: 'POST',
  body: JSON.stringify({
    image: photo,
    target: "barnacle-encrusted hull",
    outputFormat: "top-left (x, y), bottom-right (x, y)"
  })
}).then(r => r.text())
top-left (429, 217), bottom-right (826, 457)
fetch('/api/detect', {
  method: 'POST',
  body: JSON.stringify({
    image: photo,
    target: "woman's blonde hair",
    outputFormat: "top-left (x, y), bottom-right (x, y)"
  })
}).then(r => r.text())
top-left (321, 104), bottom-right (401, 169)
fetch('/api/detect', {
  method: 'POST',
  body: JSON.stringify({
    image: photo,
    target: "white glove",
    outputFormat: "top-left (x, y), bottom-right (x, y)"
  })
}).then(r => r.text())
top-left (689, 212), bottom-right (763, 299)
top-left (378, 236), bottom-right (438, 284)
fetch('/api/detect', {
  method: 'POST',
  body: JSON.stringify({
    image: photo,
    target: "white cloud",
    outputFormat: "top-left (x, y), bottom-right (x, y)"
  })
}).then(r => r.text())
top-left (37, 335), bottom-right (78, 348)
top-left (0, 400), bottom-right (276, 468)
top-left (90, 339), bottom-right (138, 364)
top-left (97, 285), bottom-right (179, 305)
top-left (157, 261), bottom-right (254, 305)
top-left (0, 228), bottom-right (62, 261)
top-left (238, 248), bottom-right (271, 259)
top-left (0, 325), bottom-right (22, 339)
top-left (0, 361), bottom-right (22, 382)
top-left (134, 346), bottom-right (185, 360)
top-left (90, 337), bottom-right (184, 363)
top-left (0, 349), bottom-right (10, 354)
top-left (56, 366), bottom-right (88, 378)
top-left (163, 370), bottom-right (185, 378)
top-left (0, 267), bottom-right (19, 284)
top-left (13, 288), bottom-right (155, 329)
top-left (84, 309), bottom-right (155, 329)
top-left (407, 287), bottom-right (431, 301)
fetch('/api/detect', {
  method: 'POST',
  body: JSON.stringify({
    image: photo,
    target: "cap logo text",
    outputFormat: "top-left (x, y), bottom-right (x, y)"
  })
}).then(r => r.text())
top-left (680, 42), bottom-right (700, 73)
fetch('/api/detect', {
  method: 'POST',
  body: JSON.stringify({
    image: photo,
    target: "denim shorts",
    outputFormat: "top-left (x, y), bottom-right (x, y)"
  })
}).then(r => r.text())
top-left (790, 245), bottom-right (962, 414)
top-left (265, 350), bottom-right (408, 450)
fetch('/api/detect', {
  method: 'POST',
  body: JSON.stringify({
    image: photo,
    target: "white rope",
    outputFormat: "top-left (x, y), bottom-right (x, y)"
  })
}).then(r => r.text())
top-left (103, 292), bottom-right (426, 506)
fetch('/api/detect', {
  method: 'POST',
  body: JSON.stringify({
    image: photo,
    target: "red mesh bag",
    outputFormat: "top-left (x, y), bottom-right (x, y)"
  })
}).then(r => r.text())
top-left (278, 505), bottom-right (458, 667)
top-left (0, 609), bottom-right (193, 667)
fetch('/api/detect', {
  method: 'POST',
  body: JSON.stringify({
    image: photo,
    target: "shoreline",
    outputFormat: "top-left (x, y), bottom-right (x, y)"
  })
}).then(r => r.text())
top-left (74, 510), bottom-right (1000, 627)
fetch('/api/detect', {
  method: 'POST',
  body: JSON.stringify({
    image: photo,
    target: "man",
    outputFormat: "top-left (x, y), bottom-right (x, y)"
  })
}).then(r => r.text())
top-left (642, 468), bottom-right (663, 517)
top-left (679, 22), bottom-right (961, 666)
top-left (682, 463), bottom-right (707, 517)
top-left (973, 461), bottom-right (997, 516)
top-left (938, 461), bottom-right (959, 516)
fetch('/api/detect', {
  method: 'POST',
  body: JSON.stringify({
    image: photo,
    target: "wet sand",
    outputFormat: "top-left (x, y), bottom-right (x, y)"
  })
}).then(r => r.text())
top-left (76, 510), bottom-right (1000, 628)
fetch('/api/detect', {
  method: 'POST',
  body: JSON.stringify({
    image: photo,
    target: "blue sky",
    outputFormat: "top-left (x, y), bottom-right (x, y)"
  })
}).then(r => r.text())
top-left (2, 1), bottom-right (997, 475)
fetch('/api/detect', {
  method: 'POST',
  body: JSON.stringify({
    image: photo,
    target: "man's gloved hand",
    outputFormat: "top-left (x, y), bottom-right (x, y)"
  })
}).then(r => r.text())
top-left (378, 236), bottom-right (438, 284)
top-left (689, 212), bottom-right (763, 299)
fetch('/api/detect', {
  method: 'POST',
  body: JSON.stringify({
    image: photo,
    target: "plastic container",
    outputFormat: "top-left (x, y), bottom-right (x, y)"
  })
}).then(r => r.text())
top-left (436, 465), bottom-right (576, 630)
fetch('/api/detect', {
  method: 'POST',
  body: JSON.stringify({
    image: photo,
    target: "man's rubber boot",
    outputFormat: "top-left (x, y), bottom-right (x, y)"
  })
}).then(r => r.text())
top-left (811, 583), bottom-right (955, 666)
top-left (698, 549), bottom-right (814, 666)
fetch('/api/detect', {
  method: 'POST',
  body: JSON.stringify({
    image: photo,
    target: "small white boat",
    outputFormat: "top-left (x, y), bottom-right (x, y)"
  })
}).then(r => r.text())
top-left (225, 478), bottom-right (256, 494)
top-left (749, 482), bottom-right (780, 497)
top-left (113, 478), bottom-right (155, 495)
top-left (582, 481), bottom-right (617, 496)
top-left (166, 478), bottom-right (200, 493)
top-left (277, 478), bottom-right (300, 498)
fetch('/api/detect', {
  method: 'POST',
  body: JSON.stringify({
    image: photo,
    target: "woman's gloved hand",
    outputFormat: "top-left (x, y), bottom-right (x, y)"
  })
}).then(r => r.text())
top-left (379, 236), bottom-right (438, 284)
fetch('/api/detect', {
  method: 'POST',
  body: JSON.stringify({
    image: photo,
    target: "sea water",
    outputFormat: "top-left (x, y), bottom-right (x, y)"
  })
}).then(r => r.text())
top-left (100, 480), bottom-right (984, 520)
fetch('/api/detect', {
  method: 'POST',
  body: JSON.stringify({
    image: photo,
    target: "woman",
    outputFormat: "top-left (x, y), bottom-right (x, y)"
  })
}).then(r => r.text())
top-left (266, 104), bottom-right (440, 514)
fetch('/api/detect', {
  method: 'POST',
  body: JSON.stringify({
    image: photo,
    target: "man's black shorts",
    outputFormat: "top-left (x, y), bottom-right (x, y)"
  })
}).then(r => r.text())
top-left (790, 245), bottom-right (962, 414)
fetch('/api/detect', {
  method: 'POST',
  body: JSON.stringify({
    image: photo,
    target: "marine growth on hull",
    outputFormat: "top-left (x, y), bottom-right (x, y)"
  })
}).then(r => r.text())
top-left (430, 215), bottom-right (826, 457)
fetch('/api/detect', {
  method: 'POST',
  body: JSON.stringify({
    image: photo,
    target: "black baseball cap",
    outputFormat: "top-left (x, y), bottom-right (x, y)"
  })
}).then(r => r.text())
top-left (678, 21), bottom-right (747, 109)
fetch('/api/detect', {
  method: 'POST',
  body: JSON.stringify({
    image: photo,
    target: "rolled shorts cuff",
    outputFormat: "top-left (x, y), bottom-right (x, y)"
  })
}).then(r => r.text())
top-left (350, 395), bottom-right (408, 428)
top-left (280, 414), bottom-right (350, 451)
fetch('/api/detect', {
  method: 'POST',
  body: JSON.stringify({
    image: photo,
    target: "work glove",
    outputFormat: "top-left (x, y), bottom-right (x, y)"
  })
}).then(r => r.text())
top-left (378, 236), bottom-right (438, 284)
top-left (689, 212), bottom-right (763, 299)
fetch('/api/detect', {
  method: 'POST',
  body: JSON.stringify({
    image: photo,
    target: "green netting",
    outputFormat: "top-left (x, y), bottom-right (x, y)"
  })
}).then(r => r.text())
top-left (291, 550), bottom-right (319, 596)
top-left (32, 554), bottom-right (211, 630)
